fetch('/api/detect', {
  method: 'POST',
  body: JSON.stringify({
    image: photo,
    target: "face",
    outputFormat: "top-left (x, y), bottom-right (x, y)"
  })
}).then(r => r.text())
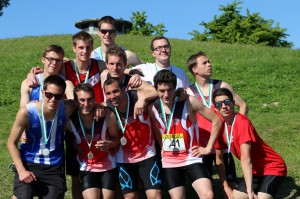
top-left (97, 23), bottom-right (117, 46)
top-left (192, 56), bottom-right (212, 77)
top-left (151, 39), bottom-right (171, 65)
top-left (73, 40), bottom-right (93, 63)
top-left (75, 90), bottom-right (94, 115)
top-left (157, 82), bottom-right (175, 105)
top-left (42, 84), bottom-right (64, 111)
top-left (42, 51), bottom-right (64, 75)
top-left (214, 95), bottom-right (235, 118)
top-left (106, 55), bottom-right (126, 79)
top-left (104, 81), bottom-right (125, 107)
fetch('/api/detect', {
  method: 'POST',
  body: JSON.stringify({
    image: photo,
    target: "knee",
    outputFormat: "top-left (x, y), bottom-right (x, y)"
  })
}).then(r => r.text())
top-left (233, 189), bottom-right (248, 199)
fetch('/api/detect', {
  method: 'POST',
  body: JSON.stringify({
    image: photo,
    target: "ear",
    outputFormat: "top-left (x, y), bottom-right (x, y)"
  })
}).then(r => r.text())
top-left (191, 66), bottom-right (197, 75)
top-left (72, 45), bottom-right (76, 53)
top-left (151, 51), bottom-right (156, 58)
top-left (42, 57), bottom-right (46, 64)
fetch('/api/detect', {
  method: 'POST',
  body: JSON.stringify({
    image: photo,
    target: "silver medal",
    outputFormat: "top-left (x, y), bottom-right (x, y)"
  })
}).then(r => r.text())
top-left (120, 136), bottom-right (127, 146)
top-left (42, 148), bottom-right (50, 156)
top-left (88, 151), bottom-right (93, 160)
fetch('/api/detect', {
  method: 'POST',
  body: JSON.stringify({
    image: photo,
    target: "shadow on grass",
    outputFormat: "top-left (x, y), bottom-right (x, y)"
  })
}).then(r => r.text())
top-left (276, 176), bottom-right (300, 199)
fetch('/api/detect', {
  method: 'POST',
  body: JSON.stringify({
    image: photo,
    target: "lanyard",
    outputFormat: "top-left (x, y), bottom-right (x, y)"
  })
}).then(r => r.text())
top-left (74, 60), bottom-right (91, 83)
top-left (224, 114), bottom-right (236, 153)
top-left (160, 99), bottom-right (177, 134)
top-left (78, 111), bottom-right (94, 150)
top-left (40, 102), bottom-right (58, 146)
top-left (99, 46), bottom-right (105, 62)
top-left (195, 79), bottom-right (212, 108)
top-left (114, 93), bottom-right (130, 134)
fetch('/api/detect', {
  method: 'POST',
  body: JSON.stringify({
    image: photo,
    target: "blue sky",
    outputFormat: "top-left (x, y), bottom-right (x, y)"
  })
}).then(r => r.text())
top-left (0, 0), bottom-right (299, 49)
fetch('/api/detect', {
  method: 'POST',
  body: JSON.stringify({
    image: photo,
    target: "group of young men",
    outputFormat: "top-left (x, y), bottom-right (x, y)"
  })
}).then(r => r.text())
top-left (8, 15), bottom-right (287, 199)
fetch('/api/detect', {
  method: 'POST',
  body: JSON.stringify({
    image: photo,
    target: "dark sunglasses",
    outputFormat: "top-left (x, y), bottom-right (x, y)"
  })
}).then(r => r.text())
top-left (44, 92), bottom-right (64, 100)
top-left (99, 29), bottom-right (116, 35)
top-left (214, 99), bottom-right (232, 108)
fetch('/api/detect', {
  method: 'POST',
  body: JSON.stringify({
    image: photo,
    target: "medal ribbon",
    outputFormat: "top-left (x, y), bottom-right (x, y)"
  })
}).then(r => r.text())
top-left (40, 102), bottom-right (58, 146)
top-left (195, 79), bottom-right (212, 108)
top-left (78, 111), bottom-right (95, 150)
top-left (114, 92), bottom-right (130, 134)
top-left (160, 99), bottom-right (177, 134)
top-left (99, 46), bottom-right (105, 61)
top-left (74, 60), bottom-right (91, 83)
top-left (224, 114), bottom-right (236, 153)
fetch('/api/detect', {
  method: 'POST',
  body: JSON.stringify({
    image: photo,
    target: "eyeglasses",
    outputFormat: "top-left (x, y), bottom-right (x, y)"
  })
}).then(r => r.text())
top-left (44, 92), bottom-right (64, 100)
top-left (214, 99), bottom-right (232, 108)
top-left (44, 57), bottom-right (63, 65)
top-left (153, 45), bottom-right (170, 51)
top-left (99, 29), bottom-right (116, 35)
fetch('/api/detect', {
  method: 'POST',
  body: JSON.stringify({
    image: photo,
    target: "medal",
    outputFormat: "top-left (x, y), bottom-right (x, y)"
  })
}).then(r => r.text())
top-left (42, 148), bottom-right (50, 156)
top-left (87, 151), bottom-right (93, 160)
top-left (120, 136), bottom-right (127, 145)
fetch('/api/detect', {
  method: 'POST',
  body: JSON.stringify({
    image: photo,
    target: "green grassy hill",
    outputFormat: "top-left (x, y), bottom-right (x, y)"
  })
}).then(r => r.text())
top-left (0, 35), bottom-right (299, 198)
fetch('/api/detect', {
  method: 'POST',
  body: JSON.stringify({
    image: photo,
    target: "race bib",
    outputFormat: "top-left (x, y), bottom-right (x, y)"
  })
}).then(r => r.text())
top-left (162, 133), bottom-right (186, 151)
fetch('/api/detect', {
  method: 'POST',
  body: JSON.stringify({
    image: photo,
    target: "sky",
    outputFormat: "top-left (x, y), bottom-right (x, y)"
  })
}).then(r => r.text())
top-left (0, 0), bottom-right (299, 49)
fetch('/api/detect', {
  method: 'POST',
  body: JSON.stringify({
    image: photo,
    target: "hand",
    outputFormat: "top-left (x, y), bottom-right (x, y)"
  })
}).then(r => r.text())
top-left (95, 140), bottom-right (109, 151)
top-left (19, 169), bottom-right (36, 184)
top-left (128, 74), bottom-right (142, 88)
top-left (175, 88), bottom-right (187, 101)
top-left (129, 68), bottom-right (144, 77)
top-left (94, 104), bottom-right (105, 121)
top-left (191, 146), bottom-right (213, 157)
top-left (26, 72), bottom-right (40, 88)
top-left (20, 132), bottom-right (29, 144)
top-left (224, 185), bottom-right (233, 199)
top-left (133, 98), bottom-right (146, 119)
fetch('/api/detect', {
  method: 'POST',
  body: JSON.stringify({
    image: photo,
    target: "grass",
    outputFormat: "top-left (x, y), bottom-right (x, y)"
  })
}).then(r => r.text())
top-left (0, 34), bottom-right (299, 198)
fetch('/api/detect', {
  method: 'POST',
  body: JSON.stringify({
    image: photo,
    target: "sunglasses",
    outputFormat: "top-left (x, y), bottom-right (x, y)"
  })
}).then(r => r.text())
top-left (44, 92), bottom-right (64, 100)
top-left (99, 29), bottom-right (116, 35)
top-left (214, 99), bottom-right (232, 108)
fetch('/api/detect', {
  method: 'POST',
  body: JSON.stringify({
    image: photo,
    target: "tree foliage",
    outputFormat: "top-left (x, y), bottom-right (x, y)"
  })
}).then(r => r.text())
top-left (190, 1), bottom-right (292, 48)
top-left (128, 11), bottom-right (167, 36)
top-left (0, 0), bottom-right (10, 16)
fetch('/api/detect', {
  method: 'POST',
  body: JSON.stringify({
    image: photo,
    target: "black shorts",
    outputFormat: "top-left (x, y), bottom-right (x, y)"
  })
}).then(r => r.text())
top-left (118, 156), bottom-right (162, 195)
top-left (80, 168), bottom-right (118, 191)
top-left (202, 152), bottom-right (237, 182)
top-left (236, 175), bottom-right (285, 197)
top-left (163, 163), bottom-right (210, 190)
top-left (65, 131), bottom-right (80, 176)
top-left (13, 162), bottom-right (65, 199)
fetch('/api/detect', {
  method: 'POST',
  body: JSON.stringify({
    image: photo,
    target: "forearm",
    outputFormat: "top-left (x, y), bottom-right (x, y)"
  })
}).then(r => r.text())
top-left (7, 142), bottom-right (26, 173)
top-left (206, 118), bottom-right (222, 150)
top-left (241, 157), bottom-right (253, 194)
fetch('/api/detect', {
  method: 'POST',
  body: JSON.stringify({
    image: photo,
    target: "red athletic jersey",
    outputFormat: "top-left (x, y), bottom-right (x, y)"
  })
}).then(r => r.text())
top-left (65, 59), bottom-right (105, 103)
top-left (188, 81), bottom-right (224, 148)
top-left (107, 90), bottom-right (156, 163)
top-left (152, 99), bottom-right (202, 168)
top-left (216, 113), bottom-right (287, 176)
top-left (70, 111), bottom-right (116, 172)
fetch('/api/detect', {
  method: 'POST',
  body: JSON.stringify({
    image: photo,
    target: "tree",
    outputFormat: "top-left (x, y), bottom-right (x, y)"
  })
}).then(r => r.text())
top-left (128, 11), bottom-right (167, 36)
top-left (0, 0), bottom-right (10, 16)
top-left (189, 1), bottom-right (293, 48)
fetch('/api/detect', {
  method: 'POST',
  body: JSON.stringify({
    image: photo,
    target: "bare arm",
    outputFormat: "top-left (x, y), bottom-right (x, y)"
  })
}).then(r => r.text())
top-left (215, 149), bottom-right (233, 199)
top-left (222, 82), bottom-right (248, 115)
top-left (148, 104), bottom-right (162, 147)
top-left (7, 107), bottom-right (36, 183)
top-left (65, 80), bottom-right (75, 99)
top-left (20, 80), bottom-right (31, 108)
top-left (240, 142), bottom-right (256, 199)
top-left (125, 50), bottom-right (143, 67)
top-left (189, 95), bottom-right (222, 154)
top-left (134, 87), bottom-right (158, 119)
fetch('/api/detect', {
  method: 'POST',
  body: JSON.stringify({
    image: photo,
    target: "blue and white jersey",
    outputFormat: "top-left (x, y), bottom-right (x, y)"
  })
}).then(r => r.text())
top-left (20, 102), bottom-right (67, 165)
top-left (29, 74), bottom-right (43, 101)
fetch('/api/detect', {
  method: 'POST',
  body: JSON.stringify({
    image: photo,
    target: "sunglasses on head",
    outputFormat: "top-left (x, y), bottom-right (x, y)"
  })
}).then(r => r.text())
top-left (44, 92), bottom-right (64, 100)
top-left (99, 29), bottom-right (116, 35)
top-left (214, 99), bottom-right (232, 108)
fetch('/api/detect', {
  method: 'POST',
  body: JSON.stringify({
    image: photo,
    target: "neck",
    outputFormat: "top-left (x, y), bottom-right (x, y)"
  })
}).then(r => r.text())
top-left (41, 103), bottom-right (57, 120)
top-left (101, 43), bottom-right (115, 53)
top-left (156, 60), bottom-right (170, 68)
top-left (117, 94), bottom-right (128, 112)
top-left (75, 59), bottom-right (89, 72)
top-left (79, 111), bottom-right (94, 128)
top-left (225, 114), bottom-right (235, 125)
top-left (163, 98), bottom-right (175, 113)
top-left (195, 76), bottom-right (210, 87)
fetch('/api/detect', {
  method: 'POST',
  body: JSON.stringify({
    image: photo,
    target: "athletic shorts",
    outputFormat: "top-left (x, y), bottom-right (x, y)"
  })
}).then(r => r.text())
top-left (13, 162), bottom-right (65, 199)
top-left (118, 156), bottom-right (162, 195)
top-left (236, 175), bottom-right (285, 197)
top-left (80, 168), bottom-right (118, 191)
top-left (163, 163), bottom-right (210, 190)
top-left (202, 152), bottom-right (237, 182)
top-left (65, 131), bottom-right (80, 176)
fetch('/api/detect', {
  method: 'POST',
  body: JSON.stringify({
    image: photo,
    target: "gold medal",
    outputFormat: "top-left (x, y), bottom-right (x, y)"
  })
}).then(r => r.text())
top-left (120, 136), bottom-right (127, 146)
top-left (87, 151), bottom-right (93, 160)
top-left (42, 148), bottom-right (50, 156)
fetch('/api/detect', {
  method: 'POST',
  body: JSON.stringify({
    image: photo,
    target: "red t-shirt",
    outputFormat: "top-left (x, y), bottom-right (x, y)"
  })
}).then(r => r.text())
top-left (216, 113), bottom-right (287, 176)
